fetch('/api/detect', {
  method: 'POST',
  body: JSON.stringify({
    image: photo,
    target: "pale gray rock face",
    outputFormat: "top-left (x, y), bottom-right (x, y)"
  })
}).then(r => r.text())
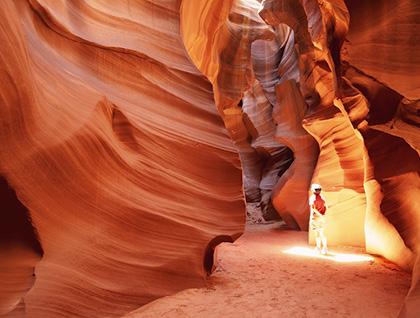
top-left (241, 25), bottom-right (298, 221)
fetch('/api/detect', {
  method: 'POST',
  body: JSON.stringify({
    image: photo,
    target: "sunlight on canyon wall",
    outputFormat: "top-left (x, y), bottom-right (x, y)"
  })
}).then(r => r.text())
top-left (181, 1), bottom-right (419, 316)
top-left (0, 0), bottom-right (419, 317)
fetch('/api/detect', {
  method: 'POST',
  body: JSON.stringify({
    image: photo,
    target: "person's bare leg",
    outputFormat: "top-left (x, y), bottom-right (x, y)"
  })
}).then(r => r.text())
top-left (320, 229), bottom-right (328, 254)
top-left (315, 231), bottom-right (322, 253)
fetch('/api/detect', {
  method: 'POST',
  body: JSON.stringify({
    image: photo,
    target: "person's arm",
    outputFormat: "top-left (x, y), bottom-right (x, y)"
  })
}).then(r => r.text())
top-left (309, 195), bottom-right (315, 208)
top-left (309, 195), bottom-right (322, 218)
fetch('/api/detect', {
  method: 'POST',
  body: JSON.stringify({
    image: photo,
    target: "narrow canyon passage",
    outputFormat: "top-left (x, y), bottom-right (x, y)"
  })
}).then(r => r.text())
top-left (0, 1), bottom-right (418, 317)
top-left (125, 225), bottom-right (410, 318)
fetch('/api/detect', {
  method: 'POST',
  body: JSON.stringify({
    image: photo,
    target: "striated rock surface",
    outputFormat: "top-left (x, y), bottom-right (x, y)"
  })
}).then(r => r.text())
top-left (344, 0), bottom-right (420, 100)
top-left (183, 0), bottom-right (419, 315)
top-left (344, 1), bottom-right (420, 315)
top-left (0, 176), bottom-right (42, 317)
top-left (0, 1), bottom-right (244, 317)
top-left (1, 0), bottom-right (419, 317)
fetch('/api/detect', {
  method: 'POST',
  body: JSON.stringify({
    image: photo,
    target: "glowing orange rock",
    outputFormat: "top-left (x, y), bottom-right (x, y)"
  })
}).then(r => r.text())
top-left (0, 0), bottom-right (419, 317)
top-left (0, 1), bottom-right (244, 317)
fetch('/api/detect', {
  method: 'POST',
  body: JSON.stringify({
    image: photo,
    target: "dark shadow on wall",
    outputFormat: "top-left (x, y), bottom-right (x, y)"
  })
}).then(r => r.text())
top-left (362, 129), bottom-right (420, 250)
top-left (0, 175), bottom-right (43, 255)
top-left (203, 234), bottom-right (243, 275)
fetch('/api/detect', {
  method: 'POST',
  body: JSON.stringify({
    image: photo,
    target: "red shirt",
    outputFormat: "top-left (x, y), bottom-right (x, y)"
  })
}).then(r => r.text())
top-left (309, 193), bottom-right (327, 215)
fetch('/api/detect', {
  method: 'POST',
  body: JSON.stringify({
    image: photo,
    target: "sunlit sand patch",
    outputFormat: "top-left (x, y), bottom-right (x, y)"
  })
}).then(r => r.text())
top-left (283, 247), bottom-right (375, 263)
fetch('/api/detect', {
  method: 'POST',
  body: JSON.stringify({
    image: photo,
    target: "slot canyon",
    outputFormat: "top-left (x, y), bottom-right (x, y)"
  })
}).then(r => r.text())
top-left (0, 0), bottom-right (419, 317)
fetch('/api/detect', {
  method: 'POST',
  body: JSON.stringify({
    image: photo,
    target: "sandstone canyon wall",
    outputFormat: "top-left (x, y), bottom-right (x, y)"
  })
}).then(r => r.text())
top-left (344, 1), bottom-right (420, 316)
top-left (0, 0), bottom-right (419, 317)
top-left (0, 1), bottom-right (245, 317)
top-left (181, 0), bottom-right (419, 316)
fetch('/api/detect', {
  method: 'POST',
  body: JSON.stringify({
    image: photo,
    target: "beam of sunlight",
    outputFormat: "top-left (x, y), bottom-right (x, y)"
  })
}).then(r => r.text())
top-left (283, 247), bottom-right (375, 263)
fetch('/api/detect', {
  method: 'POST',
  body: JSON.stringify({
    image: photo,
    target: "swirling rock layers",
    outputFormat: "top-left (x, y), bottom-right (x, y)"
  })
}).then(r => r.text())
top-left (0, 1), bottom-right (244, 317)
top-left (1, 0), bottom-right (419, 317)
top-left (184, 1), bottom-right (420, 316)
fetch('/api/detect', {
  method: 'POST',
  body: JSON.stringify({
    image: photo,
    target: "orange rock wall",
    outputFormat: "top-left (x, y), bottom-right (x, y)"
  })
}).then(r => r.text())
top-left (0, 0), bottom-right (419, 317)
top-left (183, 1), bottom-right (419, 316)
top-left (0, 1), bottom-right (244, 317)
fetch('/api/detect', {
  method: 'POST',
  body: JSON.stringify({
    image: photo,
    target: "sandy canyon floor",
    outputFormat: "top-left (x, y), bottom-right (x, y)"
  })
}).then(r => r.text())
top-left (125, 224), bottom-right (411, 318)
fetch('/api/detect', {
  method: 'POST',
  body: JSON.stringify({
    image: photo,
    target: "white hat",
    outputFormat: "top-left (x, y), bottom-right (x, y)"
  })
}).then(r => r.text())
top-left (311, 183), bottom-right (322, 192)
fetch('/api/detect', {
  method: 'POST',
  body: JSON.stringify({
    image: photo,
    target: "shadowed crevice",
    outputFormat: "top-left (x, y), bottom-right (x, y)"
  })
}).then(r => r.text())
top-left (0, 175), bottom-right (43, 256)
top-left (203, 235), bottom-right (235, 275)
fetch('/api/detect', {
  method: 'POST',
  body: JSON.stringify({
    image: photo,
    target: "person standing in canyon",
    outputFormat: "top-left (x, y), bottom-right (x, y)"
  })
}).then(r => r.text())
top-left (309, 184), bottom-right (328, 254)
